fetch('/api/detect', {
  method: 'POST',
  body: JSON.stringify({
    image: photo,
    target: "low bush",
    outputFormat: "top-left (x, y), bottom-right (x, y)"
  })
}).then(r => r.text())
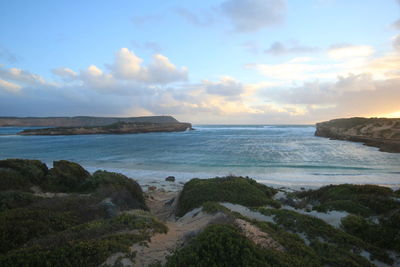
top-left (176, 176), bottom-right (278, 217)
top-left (296, 184), bottom-right (399, 216)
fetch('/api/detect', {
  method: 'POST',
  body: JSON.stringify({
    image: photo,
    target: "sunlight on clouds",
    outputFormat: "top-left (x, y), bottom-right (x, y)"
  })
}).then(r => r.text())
top-left (328, 45), bottom-right (374, 60)
top-left (0, 78), bottom-right (21, 93)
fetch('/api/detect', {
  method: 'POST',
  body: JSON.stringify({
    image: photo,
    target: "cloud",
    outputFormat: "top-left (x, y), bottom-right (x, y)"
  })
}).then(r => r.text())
top-left (203, 76), bottom-right (244, 96)
top-left (393, 34), bottom-right (400, 51)
top-left (0, 79), bottom-right (21, 93)
top-left (109, 48), bottom-right (187, 84)
top-left (328, 44), bottom-right (374, 60)
top-left (393, 19), bottom-right (400, 30)
top-left (0, 65), bottom-right (47, 86)
top-left (260, 73), bottom-right (400, 119)
top-left (220, 0), bottom-right (286, 32)
top-left (147, 54), bottom-right (188, 84)
top-left (265, 41), bottom-right (318, 55)
top-left (52, 67), bottom-right (78, 81)
top-left (246, 57), bottom-right (334, 81)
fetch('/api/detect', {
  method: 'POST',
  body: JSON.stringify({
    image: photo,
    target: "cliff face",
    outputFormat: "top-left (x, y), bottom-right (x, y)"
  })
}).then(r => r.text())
top-left (18, 122), bottom-right (193, 135)
top-left (0, 116), bottom-right (179, 127)
top-left (315, 117), bottom-right (400, 153)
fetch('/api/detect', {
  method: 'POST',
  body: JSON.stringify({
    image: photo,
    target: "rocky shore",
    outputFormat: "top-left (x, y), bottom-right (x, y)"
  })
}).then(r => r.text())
top-left (315, 117), bottom-right (400, 153)
top-left (17, 122), bottom-right (193, 136)
top-left (1, 159), bottom-right (399, 266)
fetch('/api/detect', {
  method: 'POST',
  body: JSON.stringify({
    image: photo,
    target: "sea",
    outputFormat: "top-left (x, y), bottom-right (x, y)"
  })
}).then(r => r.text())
top-left (1, 125), bottom-right (399, 189)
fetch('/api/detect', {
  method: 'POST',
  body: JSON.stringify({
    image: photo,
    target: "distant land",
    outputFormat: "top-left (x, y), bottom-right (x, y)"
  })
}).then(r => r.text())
top-left (315, 117), bottom-right (400, 153)
top-left (0, 116), bottom-right (179, 127)
top-left (18, 122), bottom-right (192, 136)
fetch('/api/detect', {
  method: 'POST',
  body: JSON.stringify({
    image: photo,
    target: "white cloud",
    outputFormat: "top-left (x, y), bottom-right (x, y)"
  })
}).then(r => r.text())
top-left (0, 66), bottom-right (47, 86)
top-left (203, 76), bottom-right (244, 96)
top-left (0, 79), bottom-right (21, 93)
top-left (80, 65), bottom-right (117, 91)
top-left (52, 67), bottom-right (78, 81)
top-left (328, 44), bottom-right (374, 60)
top-left (147, 54), bottom-right (188, 84)
top-left (246, 57), bottom-right (333, 81)
top-left (220, 0), bottom-right (286, 32)
top-left (109, 48), bottom-right (187, 84)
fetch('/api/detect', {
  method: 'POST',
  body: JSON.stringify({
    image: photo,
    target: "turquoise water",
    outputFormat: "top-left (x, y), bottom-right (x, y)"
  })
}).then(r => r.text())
top-left (1, 125), bottom-right (399, 187)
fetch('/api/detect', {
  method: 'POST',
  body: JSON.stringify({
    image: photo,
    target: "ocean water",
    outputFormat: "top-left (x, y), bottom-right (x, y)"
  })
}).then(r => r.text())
top-left (1, 125), bottom-right (399, 188)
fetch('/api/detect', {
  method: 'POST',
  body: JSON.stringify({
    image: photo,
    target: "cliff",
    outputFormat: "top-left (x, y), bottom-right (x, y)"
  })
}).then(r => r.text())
top-left (0, 115), bottom-right (179, 127)
top-left (315, 117), bottom-right (400, 153)
top-left (18, 121), bottom-right (192, 135)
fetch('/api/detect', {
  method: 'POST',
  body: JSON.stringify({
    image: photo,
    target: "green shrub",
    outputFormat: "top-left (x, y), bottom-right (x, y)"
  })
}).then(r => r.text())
top-left (0, 191), bottom-right (41, 211)
top-left (341, 214), bottom-right (400, 252)
top-left (166, 224), bottom-right (281, 267)
top-left (0, 159), bottom-right (48, 186)
top-left (176, 176), bottom-right (278, 217)
top-left (256, 208), bottom-right (392, 265)
top-left (296, 184), bottom-right (399, 216)
top-left (45, 160), bottom-right (91, 192)
top-left (85, 170), bottom-right (147, 210)
top-left (0, 208), bottom-right (78, 253)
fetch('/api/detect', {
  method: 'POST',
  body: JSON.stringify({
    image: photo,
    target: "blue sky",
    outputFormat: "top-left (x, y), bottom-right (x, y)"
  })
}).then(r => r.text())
top-left (0, 0), bottom-right (399, 123)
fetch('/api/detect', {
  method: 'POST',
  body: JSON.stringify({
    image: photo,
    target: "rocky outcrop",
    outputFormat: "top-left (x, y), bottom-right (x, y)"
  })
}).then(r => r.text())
top-left (17, 122), bottom-right (193, 136)
top-left (315, 117), bottom-right (400, 153)
top-left (0, 115), bottom-right (179, 127)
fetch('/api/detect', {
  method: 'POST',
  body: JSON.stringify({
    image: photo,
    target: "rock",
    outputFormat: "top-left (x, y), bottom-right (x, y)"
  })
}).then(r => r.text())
top-left (165, 176), bottom-right (175, 182)
top-left (100, 198), bottom-right (120, 218)
top-left (148, 186), bottom-right (157, 191)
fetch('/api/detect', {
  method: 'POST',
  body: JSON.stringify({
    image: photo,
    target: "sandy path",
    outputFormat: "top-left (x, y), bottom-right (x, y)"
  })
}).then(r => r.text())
top-left (130, 190), bottom-right (225, 266)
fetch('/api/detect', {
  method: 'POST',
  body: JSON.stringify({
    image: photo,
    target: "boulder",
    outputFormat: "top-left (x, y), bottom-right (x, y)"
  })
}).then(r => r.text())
top-left (165, 176), bottom-right (175, 182)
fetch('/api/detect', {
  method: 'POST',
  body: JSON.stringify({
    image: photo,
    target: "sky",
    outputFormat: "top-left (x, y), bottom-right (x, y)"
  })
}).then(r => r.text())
top-left (0, 0), bottom-right (399, 124)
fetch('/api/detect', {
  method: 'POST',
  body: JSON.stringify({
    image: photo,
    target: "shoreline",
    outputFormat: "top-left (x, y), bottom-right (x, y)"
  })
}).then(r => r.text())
top-left (80, 165), bottom-right (400, 192)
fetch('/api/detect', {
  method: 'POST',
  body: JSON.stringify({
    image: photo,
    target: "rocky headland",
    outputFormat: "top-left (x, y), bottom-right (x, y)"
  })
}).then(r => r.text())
top-left (315, 117), bottom-right (400, 153)
top-left (0, 115), bottom-right (179, 127)
top-left (1, 159), bottom-right (399, 266)
top-left (17, 121), bottom-right (193, 136)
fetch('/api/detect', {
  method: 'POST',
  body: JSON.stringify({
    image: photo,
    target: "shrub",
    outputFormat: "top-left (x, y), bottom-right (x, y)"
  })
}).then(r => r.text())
top-left (176, 176), bottom-right (278, 217)
top-left (166, 224), bottom-right (277, 267)
top-left (86, 170), bottom-right (147, 210)
top-left (296, 184), bottom-right (399, 216)
top-left (256, 208), bottom-right (392, 265)
top-left (0, 191), bottom-right (41, 211)
top-left (45, 160), bottom-right (91, 192)
top-left (0, 159), bottom-right (48, 186)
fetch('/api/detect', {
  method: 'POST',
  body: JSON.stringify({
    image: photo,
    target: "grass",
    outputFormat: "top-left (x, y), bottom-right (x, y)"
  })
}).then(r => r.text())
top-left (176, 176), bottom-right (278, 217)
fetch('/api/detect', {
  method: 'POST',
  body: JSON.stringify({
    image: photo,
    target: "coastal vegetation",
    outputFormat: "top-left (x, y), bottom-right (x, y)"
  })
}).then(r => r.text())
top-left (315, 117), bottom-right (400, 152)
top-left (176, 176), bottom-right (279, 217)
top-left (0, 159), bottom-right (166, 266)
top-left (1, 158), bottom-right (399, 266)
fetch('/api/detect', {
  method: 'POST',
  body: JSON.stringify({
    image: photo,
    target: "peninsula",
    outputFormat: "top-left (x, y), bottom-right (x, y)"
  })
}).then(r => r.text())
top-left (315, 117), bottom-right (400, 153)
top-left (18, 121), bottom-right (192, 136)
